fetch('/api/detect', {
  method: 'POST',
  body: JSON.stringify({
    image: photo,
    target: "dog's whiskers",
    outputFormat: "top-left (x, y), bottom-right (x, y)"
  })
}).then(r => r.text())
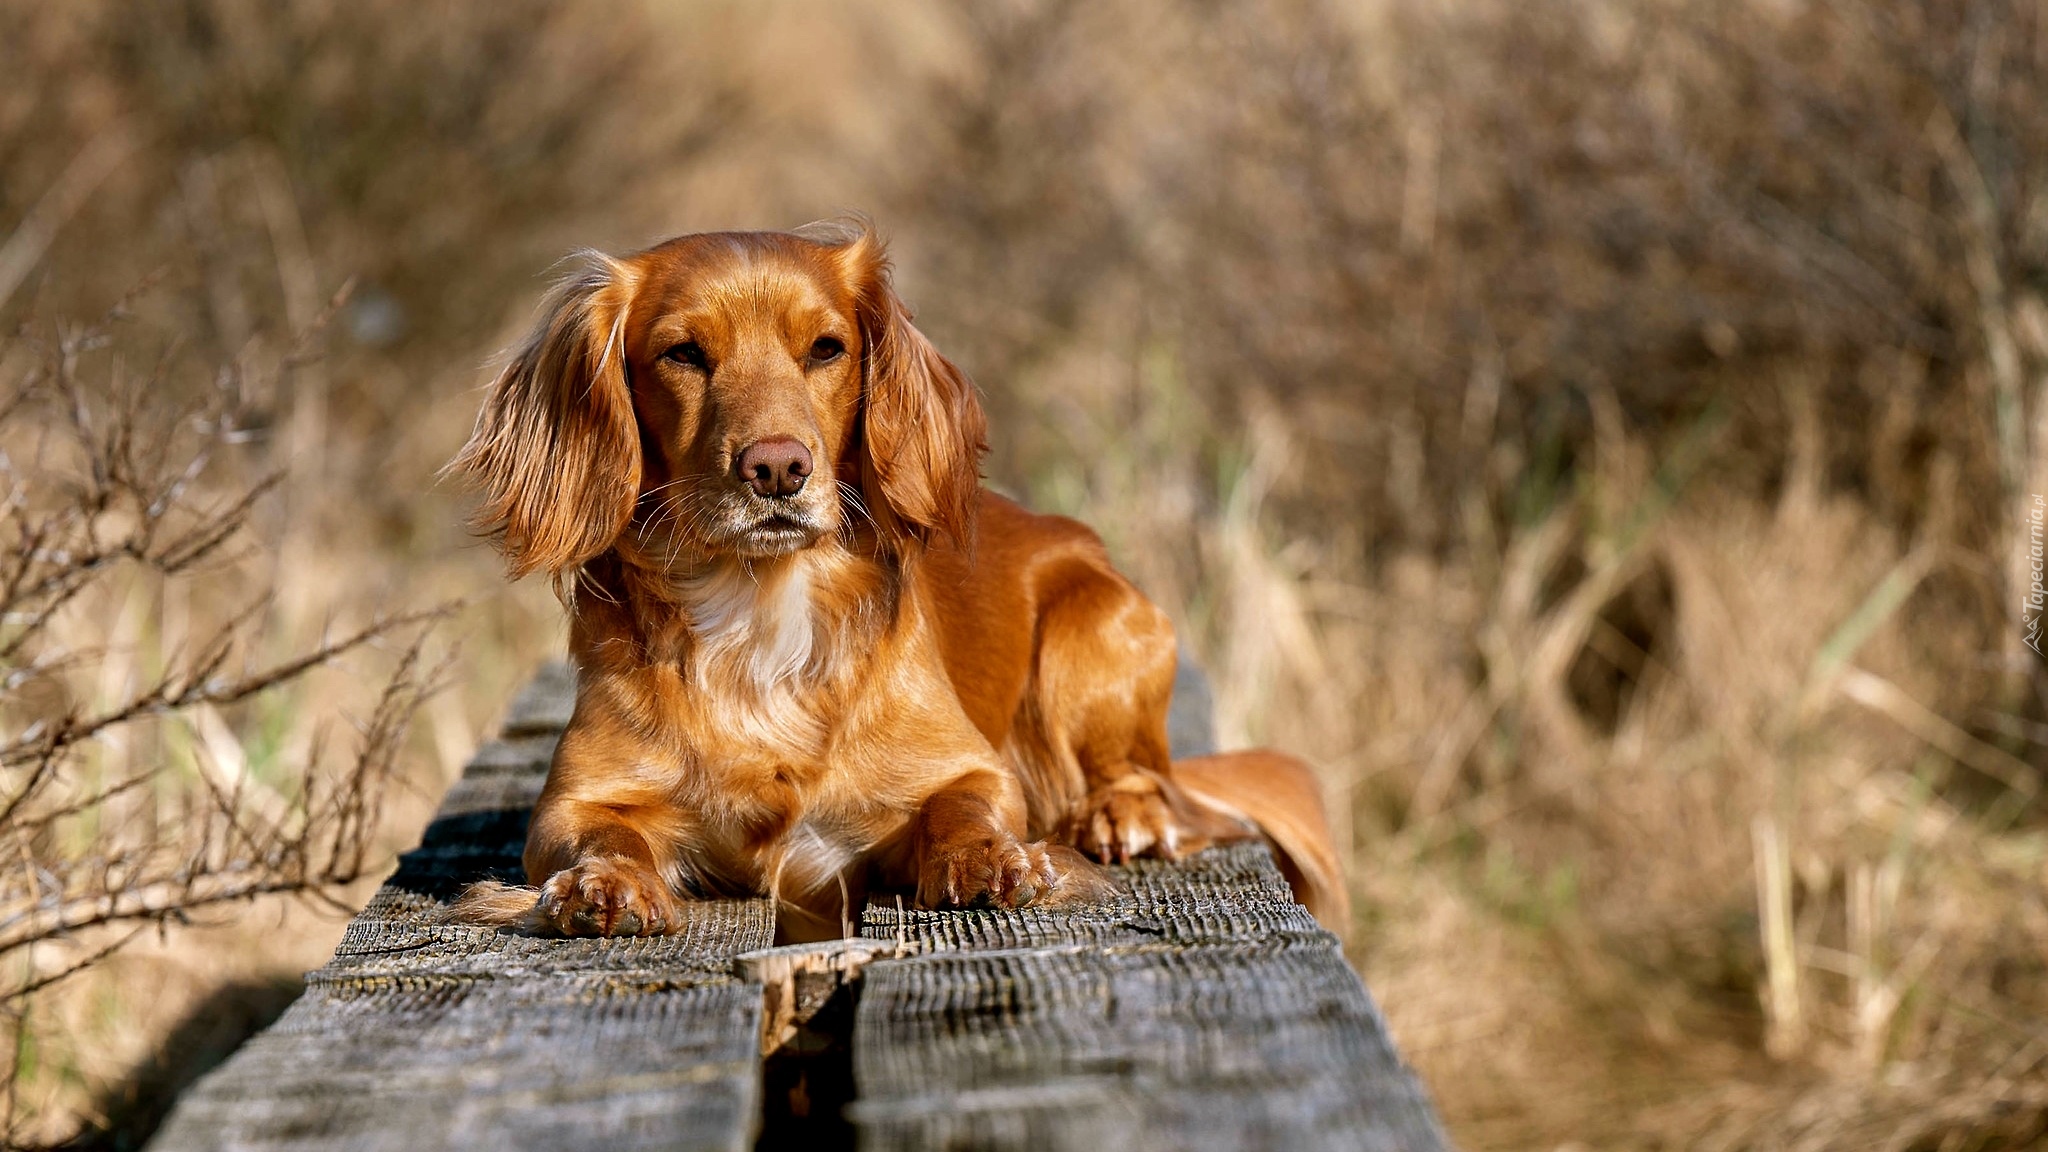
top-left (836, 479), bottom-right (878, 541)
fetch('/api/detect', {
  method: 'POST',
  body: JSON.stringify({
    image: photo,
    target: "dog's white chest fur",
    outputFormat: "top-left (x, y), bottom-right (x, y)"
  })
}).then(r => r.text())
top-left (679, 558), bottom-right (819, 691)
top-left (673, 557), bottom-right (832, 751)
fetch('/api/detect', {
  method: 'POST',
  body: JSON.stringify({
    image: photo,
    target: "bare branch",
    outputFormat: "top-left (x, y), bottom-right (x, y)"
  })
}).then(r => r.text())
top-left (0, 278), bottom-right (452, 1134)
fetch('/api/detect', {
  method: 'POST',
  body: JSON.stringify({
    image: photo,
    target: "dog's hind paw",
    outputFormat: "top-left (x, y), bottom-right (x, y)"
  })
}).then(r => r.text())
top-left (918, 837), bottom-right (1110, 910)
top-left (1071, 770), bottom-right (1253, 865)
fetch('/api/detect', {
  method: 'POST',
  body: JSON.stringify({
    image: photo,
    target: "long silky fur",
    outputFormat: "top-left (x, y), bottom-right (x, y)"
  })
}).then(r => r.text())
top-left (1174, 751), bottom-right (1351, 930)
top-left (439, 879), bottom-right (551, 933)
top-left (1038, 844), bottom-right (1117, 905)
top-left (444, 251), bottom-right (643, 590)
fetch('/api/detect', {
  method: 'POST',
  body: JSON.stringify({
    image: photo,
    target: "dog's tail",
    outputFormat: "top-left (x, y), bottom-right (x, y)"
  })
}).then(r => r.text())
top-left (1174, 750), bottom-right (1350, 931)
top-left (439, 879), bottom-right (548, 932)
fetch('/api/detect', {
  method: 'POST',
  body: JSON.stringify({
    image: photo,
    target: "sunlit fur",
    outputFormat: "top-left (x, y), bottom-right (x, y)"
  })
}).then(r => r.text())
top-left (448, 224), bottom-right (1347, 943)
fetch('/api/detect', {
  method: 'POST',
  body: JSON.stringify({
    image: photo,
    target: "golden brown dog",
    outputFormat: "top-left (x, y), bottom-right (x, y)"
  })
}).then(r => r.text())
top-left (449, 225), bottom-right (1346, 942)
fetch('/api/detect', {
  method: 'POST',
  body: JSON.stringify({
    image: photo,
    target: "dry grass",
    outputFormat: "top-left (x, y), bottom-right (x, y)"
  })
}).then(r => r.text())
top-left (2, 0), bottom-right (2044, 1147)
top-left (1014, 328), bottom-right (2048, 1147)
top-left (0, 283), bottom-right (462, 1143)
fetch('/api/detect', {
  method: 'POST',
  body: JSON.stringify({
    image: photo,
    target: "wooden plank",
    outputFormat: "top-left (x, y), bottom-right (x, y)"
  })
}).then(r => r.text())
top-left (150, 657), bottom-right (1445, 1151)
top-left (847, 669), bottom-right (1443, 1152)
top-left (850, 844), bottom-right (1445, 1151)
top-left (148, 664), bottom-right (776, 1152)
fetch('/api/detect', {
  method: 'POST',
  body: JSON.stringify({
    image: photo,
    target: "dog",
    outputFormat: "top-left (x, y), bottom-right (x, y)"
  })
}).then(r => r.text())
top-left (448, 224), bottom-right (1346, 942)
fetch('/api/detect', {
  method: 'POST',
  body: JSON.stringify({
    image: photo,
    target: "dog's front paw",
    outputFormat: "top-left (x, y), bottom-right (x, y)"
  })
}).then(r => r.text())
top-left (919, 836), bottom-right (1070, 910)
top-left (536, 856), bottom-right (679, 937)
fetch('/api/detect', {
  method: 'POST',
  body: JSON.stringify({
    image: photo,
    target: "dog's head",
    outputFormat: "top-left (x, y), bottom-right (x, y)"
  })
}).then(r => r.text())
top-left (452, 226), bottom-right (987, 580)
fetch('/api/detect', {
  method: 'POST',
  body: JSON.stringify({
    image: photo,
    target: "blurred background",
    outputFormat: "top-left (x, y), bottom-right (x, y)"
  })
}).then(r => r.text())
top-left (2, 0), bottom-right (2045, 1147)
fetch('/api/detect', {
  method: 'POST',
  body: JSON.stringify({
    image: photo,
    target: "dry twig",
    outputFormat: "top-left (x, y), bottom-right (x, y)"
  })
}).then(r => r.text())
top-left (0, 292), bottom-right (448, 1144)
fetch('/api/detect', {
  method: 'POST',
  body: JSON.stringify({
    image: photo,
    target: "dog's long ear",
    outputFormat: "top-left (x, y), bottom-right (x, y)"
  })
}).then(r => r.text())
top-left (449, 251), bottom-right (641, 583)
top-left (842, 232), bottom-right (987, 549)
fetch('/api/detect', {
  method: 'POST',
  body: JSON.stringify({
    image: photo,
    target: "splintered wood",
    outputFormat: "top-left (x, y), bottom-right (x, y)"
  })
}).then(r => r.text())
top-left (149, 661), bottom-right (1446, 1152)
top-left (734, 937), bottom-right (912, 1058)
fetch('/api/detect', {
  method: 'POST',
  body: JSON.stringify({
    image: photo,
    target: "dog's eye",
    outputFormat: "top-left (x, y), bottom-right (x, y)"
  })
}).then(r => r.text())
top-left (662, 341), bottom-right (708, 370)
top-left (809, 336), bottom-right (845, 363)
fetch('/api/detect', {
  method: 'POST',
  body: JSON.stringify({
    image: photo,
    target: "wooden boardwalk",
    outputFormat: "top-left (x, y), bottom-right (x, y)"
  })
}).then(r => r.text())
top-left (149, 662), bottom-right (1446, 1152)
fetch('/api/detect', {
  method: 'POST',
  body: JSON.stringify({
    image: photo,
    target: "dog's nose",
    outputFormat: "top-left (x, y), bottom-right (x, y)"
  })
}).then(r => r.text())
top-left (735, 437), bottom-right (813, 498)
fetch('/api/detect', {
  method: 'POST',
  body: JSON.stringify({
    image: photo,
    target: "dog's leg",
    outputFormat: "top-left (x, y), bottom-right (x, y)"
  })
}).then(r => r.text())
top-left (447, 802), bottom-right (685, 937)
top-left (1028, 571), bottom-right (1253, 864)
top-left (912, 769), bottom-right (1102, 909)
top-left (516, 798), bottom-right (686, 936)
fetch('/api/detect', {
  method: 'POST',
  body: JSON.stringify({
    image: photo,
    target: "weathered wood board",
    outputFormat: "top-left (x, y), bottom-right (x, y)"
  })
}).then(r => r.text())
top-left (148, 665), bottom-right (776, 1152)
top-left (148, 660), bottom-right (1447, 1152)
top-left (851, 845), bottom-right (1442, 1151)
